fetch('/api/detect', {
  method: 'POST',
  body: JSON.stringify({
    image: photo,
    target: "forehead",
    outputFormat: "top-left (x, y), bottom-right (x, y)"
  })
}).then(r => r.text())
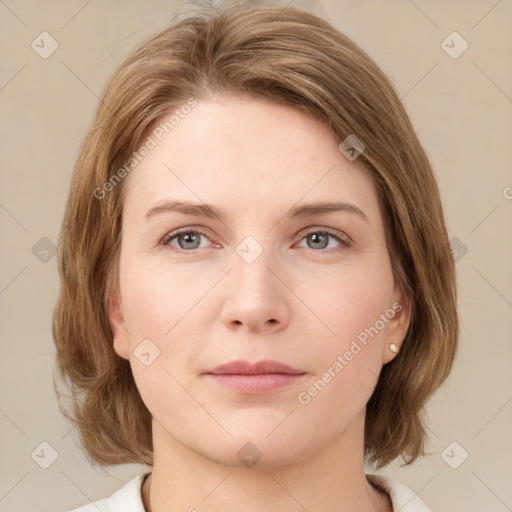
top-left (123, 95), bottom-right (380, 222)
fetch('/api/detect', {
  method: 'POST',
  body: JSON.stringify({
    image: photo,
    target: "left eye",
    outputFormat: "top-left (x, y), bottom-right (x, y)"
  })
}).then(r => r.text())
top-left (297, 230), bottom-right (350, 251)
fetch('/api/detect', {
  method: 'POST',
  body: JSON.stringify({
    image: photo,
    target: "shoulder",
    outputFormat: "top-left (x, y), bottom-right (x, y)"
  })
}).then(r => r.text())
top-left (64, 473), bottom-right (148, 512)
top-left (366, 473), bottom-right (432, 512)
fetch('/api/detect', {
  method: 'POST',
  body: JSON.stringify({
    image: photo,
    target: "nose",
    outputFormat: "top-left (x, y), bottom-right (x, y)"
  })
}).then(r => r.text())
top-left (220, 247), bottom-right (290, 333)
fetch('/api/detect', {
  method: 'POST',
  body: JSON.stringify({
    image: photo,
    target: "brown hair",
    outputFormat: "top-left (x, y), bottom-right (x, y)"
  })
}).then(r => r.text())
top-left (52, 1), bottom-right (458, 469)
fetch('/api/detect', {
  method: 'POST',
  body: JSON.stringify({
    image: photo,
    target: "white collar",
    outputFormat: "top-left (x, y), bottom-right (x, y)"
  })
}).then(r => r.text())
top-left (70, 472), bottom-right (431, 512)
top-left (366, 473), bottom-right (432, 511)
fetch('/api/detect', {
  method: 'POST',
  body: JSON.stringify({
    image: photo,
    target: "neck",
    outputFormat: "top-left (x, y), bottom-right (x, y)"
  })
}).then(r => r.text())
top-left (143, 411), bottom-right (391, 512)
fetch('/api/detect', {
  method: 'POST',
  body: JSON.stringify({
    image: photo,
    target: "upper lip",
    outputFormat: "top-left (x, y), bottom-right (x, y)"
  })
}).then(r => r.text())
top-left (204, 360), bottom-right (304, 375)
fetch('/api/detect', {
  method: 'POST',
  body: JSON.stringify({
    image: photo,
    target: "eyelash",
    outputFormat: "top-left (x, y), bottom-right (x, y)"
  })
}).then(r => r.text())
top-left (160, 227), bottom-right (352, 255)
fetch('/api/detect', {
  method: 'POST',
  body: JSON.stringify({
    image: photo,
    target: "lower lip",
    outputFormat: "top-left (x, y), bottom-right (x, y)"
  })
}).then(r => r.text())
top-left (205, 373), bottom-right (306, 393)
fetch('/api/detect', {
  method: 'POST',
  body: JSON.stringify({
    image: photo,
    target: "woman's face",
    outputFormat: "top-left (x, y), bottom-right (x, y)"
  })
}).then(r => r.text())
top-left (110, 95), bottom-right (411, 468)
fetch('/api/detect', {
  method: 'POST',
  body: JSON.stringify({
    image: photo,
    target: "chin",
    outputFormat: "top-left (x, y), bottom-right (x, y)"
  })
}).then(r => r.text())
top-left (190, 428), bottom-right (313, 470)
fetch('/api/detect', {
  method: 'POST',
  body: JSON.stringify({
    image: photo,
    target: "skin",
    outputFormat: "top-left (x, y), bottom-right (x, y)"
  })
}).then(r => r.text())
top-left (110, 94), bottom-right (412, 512)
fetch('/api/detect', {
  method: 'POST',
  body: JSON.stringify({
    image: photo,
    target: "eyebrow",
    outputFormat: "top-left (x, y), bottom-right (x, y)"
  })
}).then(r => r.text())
top-left (145, 199), bottom-right (369, 223)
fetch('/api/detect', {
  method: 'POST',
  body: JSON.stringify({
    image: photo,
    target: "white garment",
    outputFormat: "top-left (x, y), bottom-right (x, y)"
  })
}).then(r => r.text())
top-left (65, 472), bottom-right (431, 511)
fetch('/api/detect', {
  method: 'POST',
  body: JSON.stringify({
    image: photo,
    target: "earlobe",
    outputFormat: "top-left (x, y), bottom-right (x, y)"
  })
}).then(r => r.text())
top-left (107, 288), bottom-right (130, 360)
top-left (382, 290), bottom-right (413, 365)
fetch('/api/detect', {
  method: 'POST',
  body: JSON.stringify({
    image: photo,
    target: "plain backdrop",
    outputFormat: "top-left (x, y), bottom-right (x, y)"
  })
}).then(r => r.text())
top-left (0, 1), bottom-right (511, 511)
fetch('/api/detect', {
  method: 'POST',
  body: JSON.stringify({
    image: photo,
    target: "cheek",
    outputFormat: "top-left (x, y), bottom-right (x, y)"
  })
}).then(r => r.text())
top-left (293, 259), bottom-right (393, 404)
top-left (296, 258), bottom-right (394, 349)
top-left (118, 256), bottom-right (219, 399)
top-left (120, 264), bottom-right (199, 428)
top-left (119, 257), bottom-right (212, 341)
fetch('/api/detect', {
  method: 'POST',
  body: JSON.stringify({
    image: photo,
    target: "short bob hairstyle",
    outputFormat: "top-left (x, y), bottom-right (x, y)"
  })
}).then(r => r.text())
top-left (53, 2), bottom-right (458, 470)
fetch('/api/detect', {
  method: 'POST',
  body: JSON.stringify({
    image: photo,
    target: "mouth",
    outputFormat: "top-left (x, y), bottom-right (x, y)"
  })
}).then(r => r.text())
top-left (203, 360), bottom-right (306, 394)
top-left (205, 360), bottom-right (304, 375)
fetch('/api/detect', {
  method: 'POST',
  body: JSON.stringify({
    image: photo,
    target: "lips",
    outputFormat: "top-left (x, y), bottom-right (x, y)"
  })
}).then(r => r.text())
top-left (203, 360), bottom-right (306, 394)
top-left (204, 360), bottom-right (304, 376)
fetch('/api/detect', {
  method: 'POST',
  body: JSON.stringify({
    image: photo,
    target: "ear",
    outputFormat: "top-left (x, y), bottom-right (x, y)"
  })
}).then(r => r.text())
top-left (382, 284), bottom-right (413, 365)
top-left (107, 286), bottom-right (130, 360)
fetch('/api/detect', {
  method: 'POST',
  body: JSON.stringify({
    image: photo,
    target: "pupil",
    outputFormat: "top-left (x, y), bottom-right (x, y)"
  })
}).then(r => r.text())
top-left (310, 233), bottom-right (327, 249)
top-left (181, 233), bottom-right (199, 249)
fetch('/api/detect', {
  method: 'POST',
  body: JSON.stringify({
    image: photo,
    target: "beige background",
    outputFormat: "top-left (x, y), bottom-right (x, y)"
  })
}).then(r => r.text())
top-left (1, 0), bottom-right (511, 511)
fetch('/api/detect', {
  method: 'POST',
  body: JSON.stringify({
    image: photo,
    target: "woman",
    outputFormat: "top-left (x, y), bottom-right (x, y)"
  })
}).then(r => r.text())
top-left (53, 3), bottom-right (458, 511)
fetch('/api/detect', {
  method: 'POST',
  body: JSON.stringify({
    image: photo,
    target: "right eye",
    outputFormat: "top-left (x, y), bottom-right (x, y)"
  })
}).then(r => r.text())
top-left (161, 229), bottom-right (213, 252)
